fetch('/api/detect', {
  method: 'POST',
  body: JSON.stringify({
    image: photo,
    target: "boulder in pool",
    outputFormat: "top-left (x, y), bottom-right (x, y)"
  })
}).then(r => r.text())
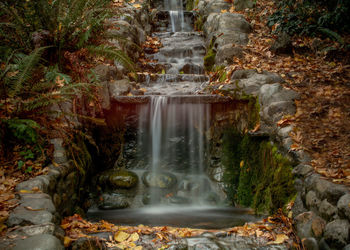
top-left (99, 169), bottom-right (138, 189)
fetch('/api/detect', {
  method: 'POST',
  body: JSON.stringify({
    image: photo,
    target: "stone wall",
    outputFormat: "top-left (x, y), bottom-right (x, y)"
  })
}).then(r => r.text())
top-left (197, 0), bottom-right (350, 248)
top-left (4, 1), bottom-right (153, 249)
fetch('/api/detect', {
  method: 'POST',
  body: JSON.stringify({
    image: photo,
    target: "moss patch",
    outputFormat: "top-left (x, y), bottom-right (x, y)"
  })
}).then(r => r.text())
top-left (222, 130), bottom-right (295, 214)
top-left (204, 48), bottom-right (216, 71)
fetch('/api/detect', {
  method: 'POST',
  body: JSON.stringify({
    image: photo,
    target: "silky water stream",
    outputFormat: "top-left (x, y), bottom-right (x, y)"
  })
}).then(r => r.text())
top-left (86, 0), bottom-right (260, 229)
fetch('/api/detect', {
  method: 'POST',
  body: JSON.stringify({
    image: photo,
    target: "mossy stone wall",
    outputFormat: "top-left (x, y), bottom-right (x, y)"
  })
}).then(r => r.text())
top-left (222, 130), bottom-right (295, 214)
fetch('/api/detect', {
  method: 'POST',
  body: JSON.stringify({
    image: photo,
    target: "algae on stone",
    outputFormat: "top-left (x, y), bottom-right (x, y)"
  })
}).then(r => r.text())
top-left (222, 131), bottom-right (295, 214)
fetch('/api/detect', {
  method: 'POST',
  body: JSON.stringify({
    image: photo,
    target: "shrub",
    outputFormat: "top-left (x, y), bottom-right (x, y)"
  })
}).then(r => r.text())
top-left (267, 0), bottom-right (350, 40)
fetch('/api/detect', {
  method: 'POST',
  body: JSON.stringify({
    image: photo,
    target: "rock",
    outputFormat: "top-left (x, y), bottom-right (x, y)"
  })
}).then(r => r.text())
top-left (9, 223), bottom-right (56, 237)
top-left (292, 193), bottom-right (307, 218)
top-left (319, 238), bottom-right (331, 250)
top-left (230, 69), bottom-right (257, 79)
top-left (214, 31), bottom-right (249, 47)
top-left (215, 44), bottom-right (243, 65)
top-left (104, 170), bottom-right (138, 189)
top-left (338, 194), bottom-right (350, 220)
top-left (262, 101), bottom-right (296, 124)
top-left (180, 63), bottom-right (204, 74)
top-left (319, 199), bottom-right (338, 221)
top-left (324, 219), bottom-right (349, 249)
top-left (270, 32), bottom-right (293, 55)
top-left (292, 164), bottom-right (313, 178)
top-left (259, 83), bottom-right (283, 105)
top-left (20, 196), bottom-right (56, 213)
top-left (169, 196), bottom-right (191, 204)
top-left (16, 177), bottom-right (48, 193)
top-left (294, 211), bottom-right (326, 239)
top-left (142, 171), bottom-right (177, 189)
top-left (99, 82), bottom-right (111, 110)
top-left (71, 237), bottom-right (106, 250)
top-left (7, 206), bottom-right (53, 227)
top-left (13, 234), bottom-right (64, 250)
top-left (202, 0), bottom-right (231, 16)
top-left (94, 64), bottom-right (122, 82)
top-left (277, 125), bottom-right (293, 139)
top-left (305, 191), bottom-right (321, 211)
top-left (314, 178), bottom-right (348, 205)
top-left (344, 244), bottom-right (350, 250)
top-left (99, 193), bottom-right (129, 209)
top-left (302, 237), bottom-right (319, 250)
top-left (109, 79), bottom-right (131, 98)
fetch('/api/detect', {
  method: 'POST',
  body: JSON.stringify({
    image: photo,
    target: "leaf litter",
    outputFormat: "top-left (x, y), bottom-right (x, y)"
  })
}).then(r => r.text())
top-left (209, 0), bottom-right (350, 185)
top-left (61, 209), bottom-right (301, 249)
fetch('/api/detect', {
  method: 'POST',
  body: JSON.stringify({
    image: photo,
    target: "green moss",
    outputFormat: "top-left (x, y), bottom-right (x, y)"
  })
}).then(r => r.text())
top-left (222, 131), bottom-right (295, 215)
top-left (247, 97), bottom-right (260, 130)
top-left (194, 15), bottom-right (204, 31)
top-left (204, 48), bottom-right (216, 71)
top-left (186, 0), bottom-right (194, 11)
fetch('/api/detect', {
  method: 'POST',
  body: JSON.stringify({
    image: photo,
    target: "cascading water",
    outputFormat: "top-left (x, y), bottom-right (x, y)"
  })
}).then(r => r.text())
top-left (137, 97), bottom-right (212, 205)
top-left (87, 0), bottom-right (260, 230)
top-left (165, 0), bottom-right (185, 32)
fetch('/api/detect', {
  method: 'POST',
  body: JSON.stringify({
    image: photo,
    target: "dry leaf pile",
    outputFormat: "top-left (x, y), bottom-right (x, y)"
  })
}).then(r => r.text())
top-left (61, 210), bottom-right (300, 249)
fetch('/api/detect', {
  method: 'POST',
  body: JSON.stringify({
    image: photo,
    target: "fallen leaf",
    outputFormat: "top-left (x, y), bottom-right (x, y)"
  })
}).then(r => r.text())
top-left (133, 4), bottom-right (142, 8)
top-left (114, 231), bottom-right (130, 242)
top-left (267, 234), bottom-right (288, 244)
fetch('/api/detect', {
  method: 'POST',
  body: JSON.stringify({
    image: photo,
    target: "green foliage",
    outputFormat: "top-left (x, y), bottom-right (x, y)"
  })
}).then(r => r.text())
top-left (222, 131), bottom-right (295, 214)
top-left (87, 45), bottom-right (135, 72)
top-left (0, 0), bottom-right (112, 52)
top-left (4, 118), bottom-right (40, 144)
top-left (268, 0), bottom-right (350, 39)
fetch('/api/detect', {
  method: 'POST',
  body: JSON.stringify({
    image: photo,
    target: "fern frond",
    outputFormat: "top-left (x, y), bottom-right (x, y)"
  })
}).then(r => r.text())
top-left (9, 47), bottom-right (49, 97)
top-left (86, 44), bottom-right (135, 71)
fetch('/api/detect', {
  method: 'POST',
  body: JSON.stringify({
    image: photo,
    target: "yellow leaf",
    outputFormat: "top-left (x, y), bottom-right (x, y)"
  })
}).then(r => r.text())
top-left (240, 160), bottom-right (244, 168)
top-left (52, 161), bottom-right (60, 167)
top-left (133, 3), bottom-right (142, 8)
top-left (218, 84), bottom-right (224, 89)
top-left (132, 246), bottom-right (143, 250)
top-left (64, 236), bottom-right (73, 247)
top-left (114, 231), bottom-right (130, 242)
top-left (19, 190), bottom-right (33, 193)
top-left (221, 9), bottom-right (227, 13)
top-left (268, 234), bottom-right (288, 244)
top-left (128, 232), bottom-right (140, 242)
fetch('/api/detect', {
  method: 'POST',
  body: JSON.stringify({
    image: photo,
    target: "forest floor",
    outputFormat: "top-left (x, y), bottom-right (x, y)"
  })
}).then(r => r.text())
top-left (218, 0), bottom-right (350, 185)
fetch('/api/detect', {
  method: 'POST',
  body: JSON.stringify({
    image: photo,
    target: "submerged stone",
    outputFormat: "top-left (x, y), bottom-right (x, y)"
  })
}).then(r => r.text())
top-left (98, 193), bottom-right (129, 209)
top-left (142, 171), bottom-right (177, 189)
top-left (109, 170), bottom-right (138, 189)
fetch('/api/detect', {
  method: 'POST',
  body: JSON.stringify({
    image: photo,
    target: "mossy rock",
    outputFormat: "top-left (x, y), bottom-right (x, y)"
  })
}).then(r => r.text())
top-left (99, 169), bottom-right (138, 189)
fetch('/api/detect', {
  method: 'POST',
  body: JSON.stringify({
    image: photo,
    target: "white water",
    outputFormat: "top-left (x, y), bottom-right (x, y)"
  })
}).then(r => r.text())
top-left (136, 96), bottom-right (212, 205)
top-left (165, 0), bottom-right (185, 32)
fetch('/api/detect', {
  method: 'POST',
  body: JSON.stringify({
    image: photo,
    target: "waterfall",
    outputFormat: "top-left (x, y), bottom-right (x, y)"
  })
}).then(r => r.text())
top-left (137, 96), bottom-right (211, 205)
top-left (165, 0), bottom-right (185, 32)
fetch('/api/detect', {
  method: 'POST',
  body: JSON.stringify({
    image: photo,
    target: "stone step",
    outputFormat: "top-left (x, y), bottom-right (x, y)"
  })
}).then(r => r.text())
top-left (137, 73), bottom-right (208, 83)
top-left (110, 95), bottom-right (232, 104)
